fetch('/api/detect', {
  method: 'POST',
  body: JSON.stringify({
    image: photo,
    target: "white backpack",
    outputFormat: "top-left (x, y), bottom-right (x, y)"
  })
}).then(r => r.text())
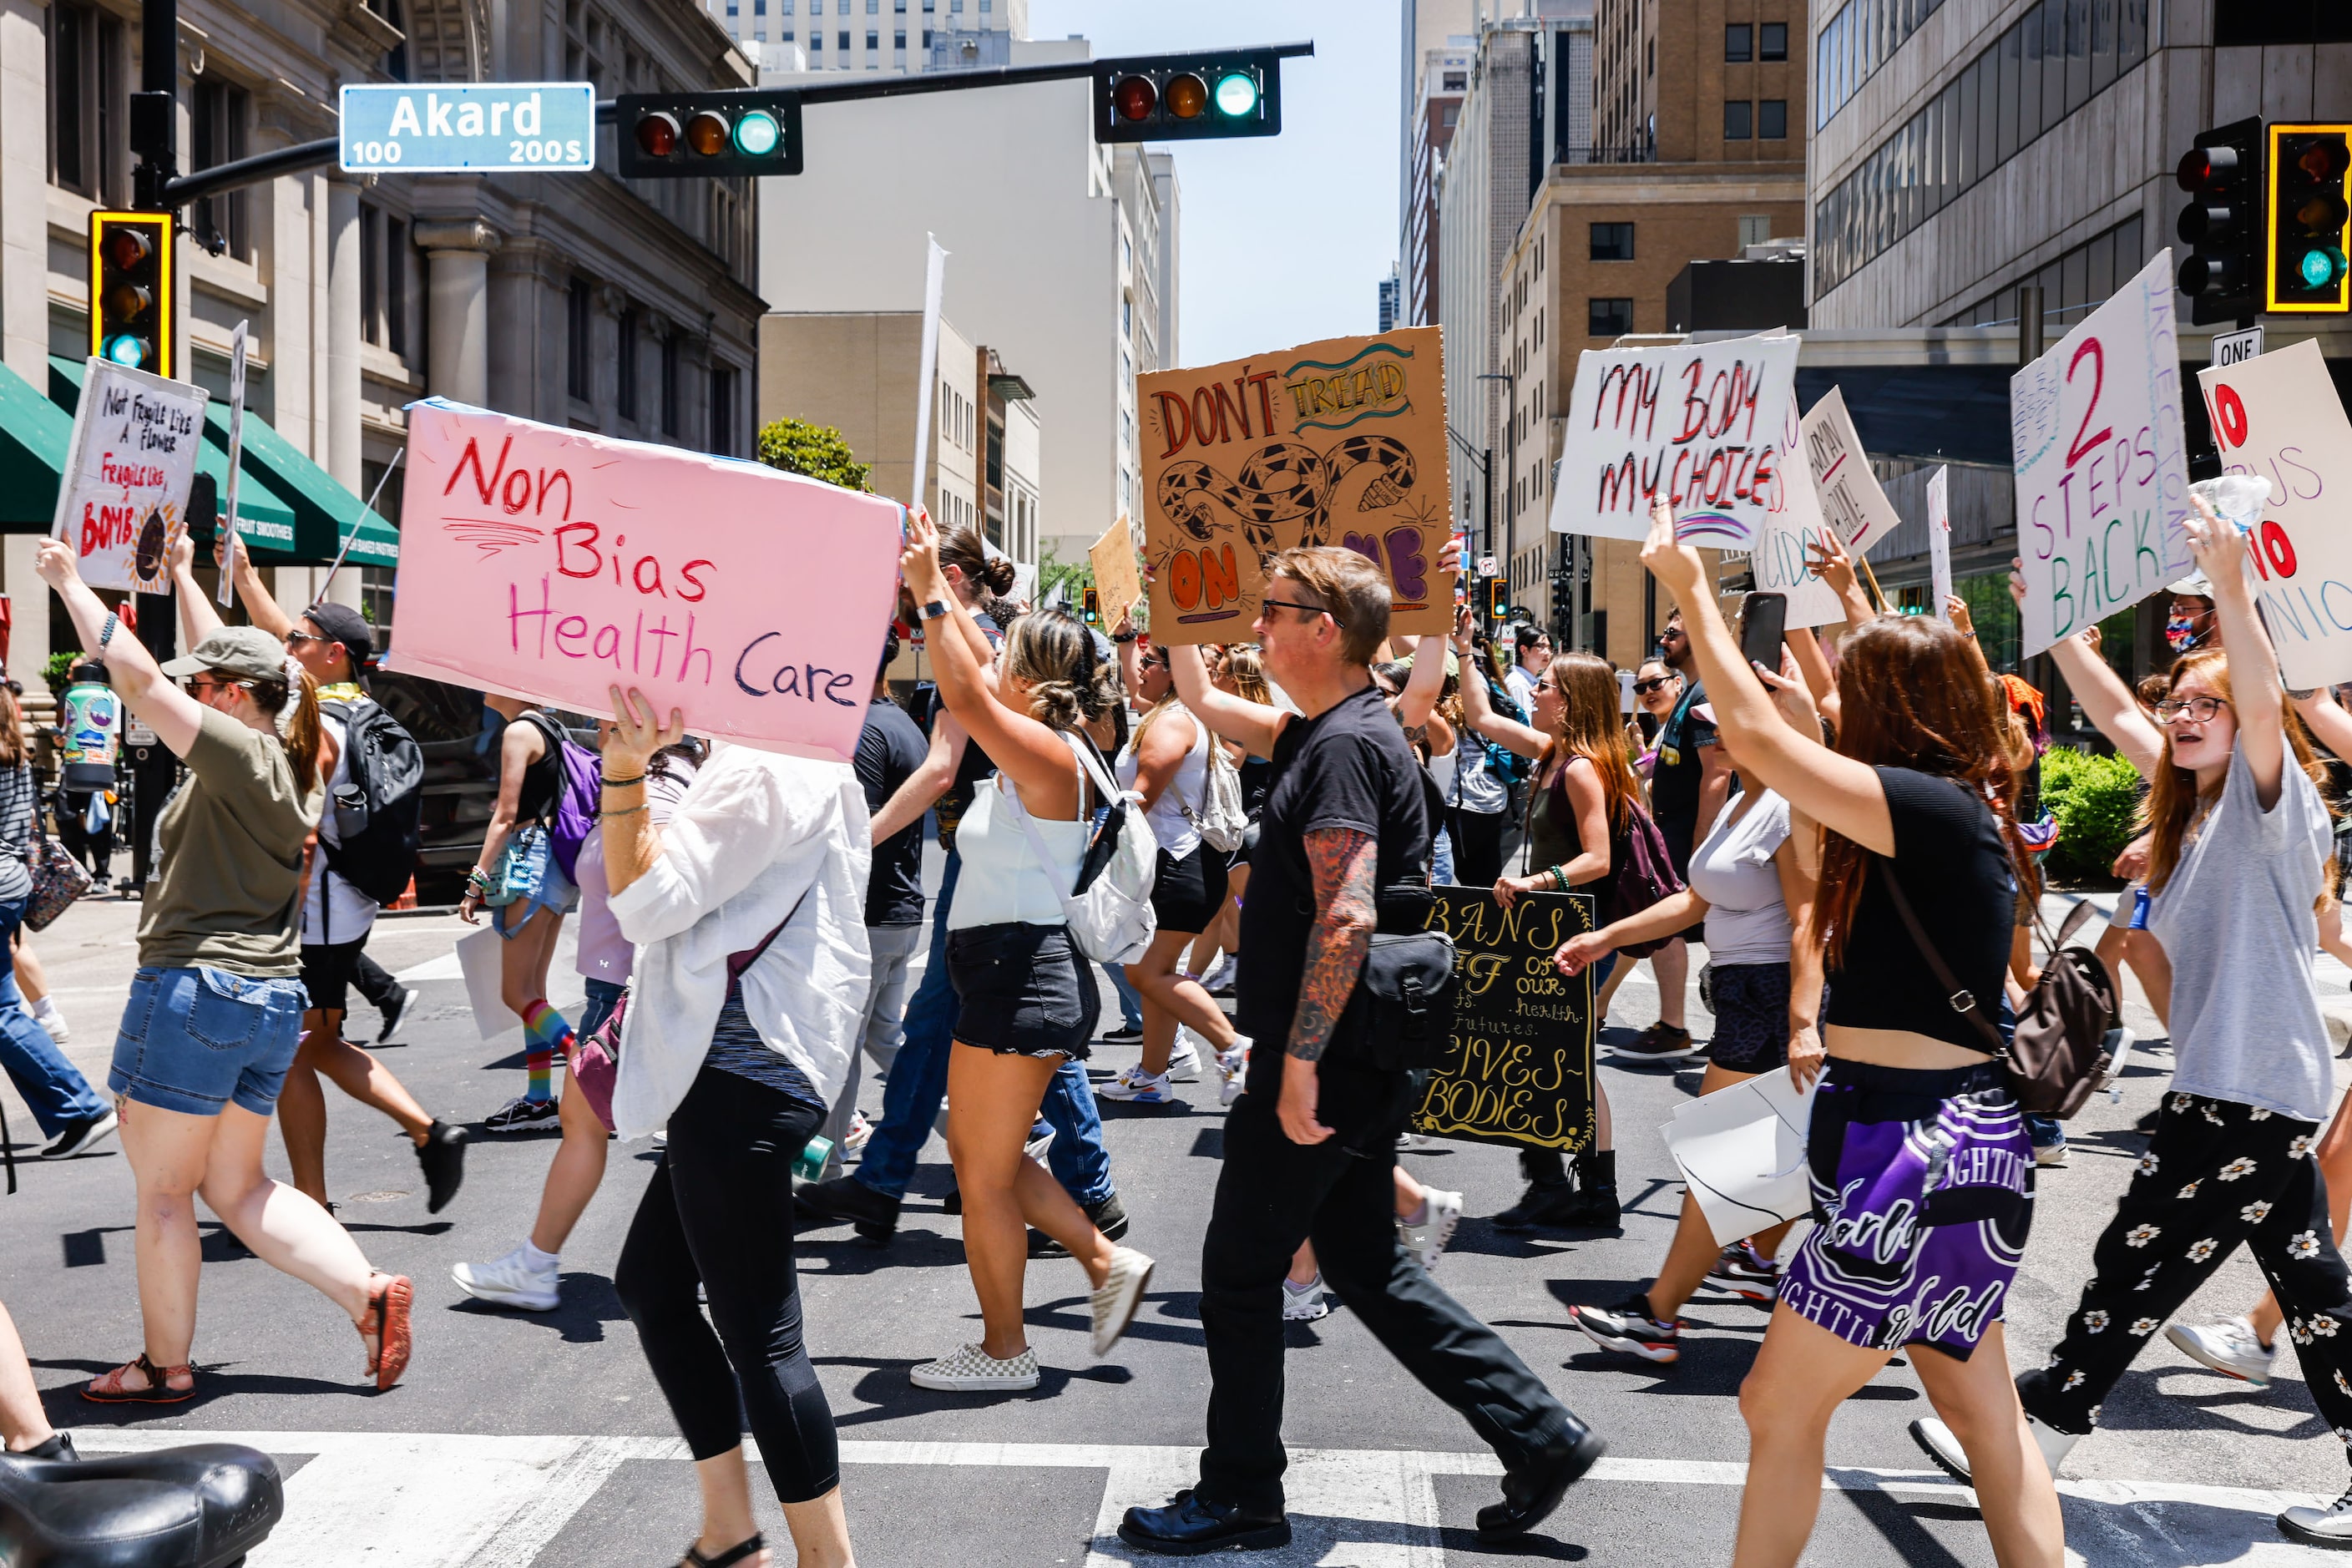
top-left (1019, 731), bottom-right (1159, 965)
top-left (1176, 718), bottom-right (1248, 855)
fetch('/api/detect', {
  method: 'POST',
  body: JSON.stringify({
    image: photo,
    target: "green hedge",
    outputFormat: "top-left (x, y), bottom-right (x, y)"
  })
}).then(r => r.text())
top-left (2039, 746), bottom-right (2143, 883)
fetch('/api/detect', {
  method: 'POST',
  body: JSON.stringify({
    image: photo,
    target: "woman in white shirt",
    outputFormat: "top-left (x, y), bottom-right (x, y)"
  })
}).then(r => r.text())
top-left (898, 508), bottom-right (1156, 1394)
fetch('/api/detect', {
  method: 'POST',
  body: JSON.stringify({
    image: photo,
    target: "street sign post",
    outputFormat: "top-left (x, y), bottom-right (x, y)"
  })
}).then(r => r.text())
top-left (338, 83), bottom-right (596, 173)
top-left (2211, 324), bottom-right (2266, 367)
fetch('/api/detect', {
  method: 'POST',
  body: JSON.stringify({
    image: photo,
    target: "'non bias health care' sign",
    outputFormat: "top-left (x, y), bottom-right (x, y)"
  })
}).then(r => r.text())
top-left (2197, 338), bottom-right (2352, 691)
top-left (2012, 250), bottom-right (2193, 656)
top-left (1550, 331), bottom-right (1800, 549)
top-left (1139, 326), bottom-right (1454, 646)
top-left (52, 358), bottom-right (207, 594)
top-left (388, 401), bottom-right (904, 764)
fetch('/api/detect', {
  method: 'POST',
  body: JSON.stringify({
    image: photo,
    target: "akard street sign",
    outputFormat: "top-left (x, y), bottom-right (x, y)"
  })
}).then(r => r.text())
top-left (339, 83), bottom-right (596, 173)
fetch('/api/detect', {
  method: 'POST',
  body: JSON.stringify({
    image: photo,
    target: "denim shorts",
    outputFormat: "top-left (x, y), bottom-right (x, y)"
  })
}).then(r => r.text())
top-left (946, 921), bottom-right (1098, 1060)
top-left (109, 966), bottom-right (311, 1116)
top-left (492, 830), bottom-right (579, 936)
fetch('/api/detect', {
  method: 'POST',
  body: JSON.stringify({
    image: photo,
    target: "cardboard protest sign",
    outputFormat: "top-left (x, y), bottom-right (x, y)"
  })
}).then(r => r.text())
top-left (2197, 339), bottom-right (2352, 690)
top-left (52, 358), bottom-right (209, 594)
top-left (1926, 465), bottom-right (1953, 621)
top-left (2012, 250), bottom-right (2193, 656)
top-left (1409, 888), bottom-right (1597, 1156)
top-left (1799, 387), bottom-right (1901, 555)
top-left (1139, 326), bottom-right (1454, 645)
top-left (1090, 515), bottom-right (1142, 634)
top-left (387, 400), bottom-right (903, 764)
top-left (1550, 331), bottom-right (1801, 548)
top-left (1745, 386), bottom-right (1848, 629)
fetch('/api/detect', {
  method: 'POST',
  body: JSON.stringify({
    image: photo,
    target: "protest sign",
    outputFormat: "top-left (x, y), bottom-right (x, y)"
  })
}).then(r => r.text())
top-left (1662, 1066), bottom-right (1818, 1247)
top-left (1799, 387), bottom-right (1901, 555)
top-left (2011, 251), bottom-right (2193, 656)
top-left (909, 235), bottom-right (947, 513)
top-left (1746, 385), bottom-right (1848, 629)
top-left (387, 400), bottom-right (903, 765)
top-left (1409, 888), bottom-right (1597, 1156)
top-left (1550, 331), bottom-right (1801, 547)
top-left (217, 321), bottom-right (249, 607)
top-left (1090, 515), bottom-right (1143, 633)
top-left (1926, 465), bottom-right (1953, 621)
top-left (1139, 326), bottom-right (1454, 645)
top-left (2195, 339), bottom-right (2352, 692)
top-left (51, 358), bottom-right (208, 594)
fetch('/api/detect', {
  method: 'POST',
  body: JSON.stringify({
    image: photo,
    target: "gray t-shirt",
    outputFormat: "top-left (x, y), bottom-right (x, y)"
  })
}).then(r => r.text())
top-left (2150, 738), bottom-right (2336, 1122)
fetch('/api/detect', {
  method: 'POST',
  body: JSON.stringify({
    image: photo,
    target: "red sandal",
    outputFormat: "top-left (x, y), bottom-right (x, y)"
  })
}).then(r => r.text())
top-left (360, 1273), bottom-right (414, 1390)
top-left (83, 1352), bottom-right (197, 1404)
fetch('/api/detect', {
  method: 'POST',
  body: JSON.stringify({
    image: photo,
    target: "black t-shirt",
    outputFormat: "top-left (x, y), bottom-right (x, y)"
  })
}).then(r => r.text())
top-left (1235, 684), bottom-right (1432, 1047)
top-left (1648, 673), bottom-right (1715, 831)
top-left (926, 688), bottom-right (997, 858)
top-left (1826, 766), bottom-right (2016, 1052)
top-left (855, 695), bottom-right (929, 926)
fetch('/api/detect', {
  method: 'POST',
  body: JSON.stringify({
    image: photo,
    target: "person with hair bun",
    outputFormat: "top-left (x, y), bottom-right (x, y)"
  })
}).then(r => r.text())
top-left (33, 536), bottom-right (413, 1404)
top-left (896, 508), bottom-right (1154, 1393)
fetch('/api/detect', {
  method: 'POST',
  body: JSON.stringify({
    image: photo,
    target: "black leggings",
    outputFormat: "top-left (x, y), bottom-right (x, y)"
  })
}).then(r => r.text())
top-left (1444, 807), bottom-right (1508, 889)
top-left (615, 1060), bottom-right (839, 1504)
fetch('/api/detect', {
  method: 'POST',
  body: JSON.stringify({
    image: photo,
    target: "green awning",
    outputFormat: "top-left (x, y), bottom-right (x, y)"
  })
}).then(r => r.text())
top-left (48, 356), bottom-right (301, 554)
top-left (0, 360), bottom-right (73, 530)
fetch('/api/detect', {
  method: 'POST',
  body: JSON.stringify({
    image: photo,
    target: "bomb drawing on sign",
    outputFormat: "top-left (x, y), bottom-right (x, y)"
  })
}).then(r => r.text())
top-left (133, 507), bottom-right (169, 582)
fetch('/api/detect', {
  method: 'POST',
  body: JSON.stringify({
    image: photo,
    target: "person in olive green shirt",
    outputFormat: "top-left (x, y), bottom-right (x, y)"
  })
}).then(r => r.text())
top-left (34, 537), bottom-right (415, 1404)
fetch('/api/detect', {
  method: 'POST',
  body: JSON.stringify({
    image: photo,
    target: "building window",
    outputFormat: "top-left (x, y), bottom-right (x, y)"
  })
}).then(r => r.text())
top-left (660, 334), bottom-right (681, 437)
top-left (867, 0), bottom-right (878, 10)
top-left (709, 366), bottom-right (737, 456)
top-left (1724, 99), bottom-right (1753, 139)
top-left (809, 29), bottom-right (820, 48)
top-left (190, 78), bottom-right (251, 260)
top-left (1589, 297), bottom-right (1634, 336)
top-left (922, 28), bottom-right (931, 45)
top-left (837, 29), bottom-right (849, 49)
top-left (566, 279), bottom-right (594, 402)
top-left (865, 28), bottom-right (877, 48)
top-left (1760, 22), bottom-right (1788, 59)
top-left (1590, 221), bottom-right (1634, 260)
top-left (1738, 214), bottom-right (1772, 246)
top-left (1759, 99), bottom-right (1787, 138)
top-left (357, 204), bottom-right (408, 354)
top-left (1725, 23), bottom-right (1751, 61)
top-left (1443, 70), bottom-right (1465, 90)
top-left (779, 28), bottom-right (792, 39)
top-left (617, 307), bottom-right (640, 421)
top-left (894, 28), bottom-right (905, 47)
top-left (48, 1), bottom-right (124, 202)
top-left (895, 0), bottom-right (906, 9)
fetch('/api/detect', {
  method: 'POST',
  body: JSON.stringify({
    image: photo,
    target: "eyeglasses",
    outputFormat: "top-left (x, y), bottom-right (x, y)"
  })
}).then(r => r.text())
top-left (1631, 676), bottom-right (1677, 695)
top-left (1534, 679), bottom-right (1560, 695)
top-left (1260, 596), bottom-right (1341, 627)
top-left (2153, 695), bottom-right (2229, 723)
top-left (185, 675), bottom-right (252, 695)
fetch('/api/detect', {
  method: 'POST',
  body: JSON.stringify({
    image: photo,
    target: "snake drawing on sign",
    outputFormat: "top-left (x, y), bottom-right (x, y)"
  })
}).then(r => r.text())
top-left (1159, 433), bottom-right (1418, 574)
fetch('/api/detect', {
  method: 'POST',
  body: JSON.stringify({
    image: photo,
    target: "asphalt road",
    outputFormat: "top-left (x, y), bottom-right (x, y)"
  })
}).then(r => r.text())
top-left (1, 862), bottom-right (2346, 1565)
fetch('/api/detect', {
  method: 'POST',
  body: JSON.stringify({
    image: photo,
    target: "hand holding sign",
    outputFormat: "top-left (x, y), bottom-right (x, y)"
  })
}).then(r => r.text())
top-left (1639, 495), bottom-right (1712, 605)
top-left (900, 503), bottom-right (946, 601)
top-left (603, 684), bottom-right (687, 773)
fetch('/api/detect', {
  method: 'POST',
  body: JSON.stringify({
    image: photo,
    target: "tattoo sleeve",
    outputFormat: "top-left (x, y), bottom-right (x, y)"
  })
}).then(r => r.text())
top-left (1287, 826), bottom-right (1379, 1061)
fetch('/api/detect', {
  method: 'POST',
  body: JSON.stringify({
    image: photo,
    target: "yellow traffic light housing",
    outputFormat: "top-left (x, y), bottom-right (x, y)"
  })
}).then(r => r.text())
top-left (89, 210), bottom-right (173, 377)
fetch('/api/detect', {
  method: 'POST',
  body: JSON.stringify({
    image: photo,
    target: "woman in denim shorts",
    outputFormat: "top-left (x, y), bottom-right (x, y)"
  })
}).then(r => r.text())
top-left (37, 541), bottom-right (414, 1404)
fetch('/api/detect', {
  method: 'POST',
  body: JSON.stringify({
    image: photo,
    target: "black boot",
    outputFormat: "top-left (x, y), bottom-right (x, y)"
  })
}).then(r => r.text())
top-left (1552, 1151), bottom-right (1620, 1229)
top-left (1494, 1179), bottom-right (1581, 1231)
top-left (797, 1175), bottom-right (901, 1241)
top-left (1033, 1191), bottom-right (1129, 1257)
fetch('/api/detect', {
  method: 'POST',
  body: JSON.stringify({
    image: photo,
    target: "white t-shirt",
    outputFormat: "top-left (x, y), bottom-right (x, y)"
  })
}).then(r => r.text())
top-left (1505, 663), bottom-right (1540, 716)
top-left (1684, 787), bottom-right (1793, 966)
top-left (303, 709), bottom-right (378, 946)
top-left (1117, 705), bottom-right (1206, 861)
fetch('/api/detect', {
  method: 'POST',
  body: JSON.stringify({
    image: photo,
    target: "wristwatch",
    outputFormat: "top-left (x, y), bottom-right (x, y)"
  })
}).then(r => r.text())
top-left (918, 599), bottom-right (952, 621)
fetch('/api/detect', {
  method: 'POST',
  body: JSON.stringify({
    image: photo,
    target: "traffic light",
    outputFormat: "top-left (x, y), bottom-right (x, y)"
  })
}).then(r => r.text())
top-left (1095, 49), bottom-right (1282, 144)
top-left (89, 211), bottom-right (173, 377)
top-left (2269, 122), bottom-right (2352, 314)
top-left (617, 91), bottom-right (803, 179)
top-left (2176, 118), bottom-right (2263, 326)
top-left (1484, 579), bottom-right (1506, 621)
top-left (1081, 587), bottom-right (1100, 626)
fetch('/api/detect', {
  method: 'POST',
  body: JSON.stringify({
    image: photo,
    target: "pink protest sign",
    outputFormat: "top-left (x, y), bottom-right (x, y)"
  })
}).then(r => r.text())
top-left (387, 402), bottom-right (904, 763)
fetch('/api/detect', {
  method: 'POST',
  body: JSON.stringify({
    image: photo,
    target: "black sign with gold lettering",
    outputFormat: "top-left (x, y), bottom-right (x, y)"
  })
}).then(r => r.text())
top-left (1410, 888), bottom-right (1597, 1155)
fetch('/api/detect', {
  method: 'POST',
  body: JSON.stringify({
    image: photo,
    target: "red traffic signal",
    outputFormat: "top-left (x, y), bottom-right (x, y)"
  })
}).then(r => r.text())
top-left (1112, 75), bottom-right (1156, 122)
top-left (635, 112), bottom-right (680, 158)
top-left (1093, 50), bottom-right (1282, 144)
top-left (2176, 118), bottom-right (2263, 325)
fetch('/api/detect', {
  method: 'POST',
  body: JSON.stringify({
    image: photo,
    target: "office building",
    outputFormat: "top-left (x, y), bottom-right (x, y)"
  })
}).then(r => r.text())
top-left (711, 0), bottom-right (1024, 75)
top-left (1404, 35), bottom-right (1474, 326)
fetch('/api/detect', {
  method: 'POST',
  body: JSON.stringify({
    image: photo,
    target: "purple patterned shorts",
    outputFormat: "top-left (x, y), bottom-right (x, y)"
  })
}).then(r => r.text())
top-left (1779, 1058), bottom-right (2036, 1360)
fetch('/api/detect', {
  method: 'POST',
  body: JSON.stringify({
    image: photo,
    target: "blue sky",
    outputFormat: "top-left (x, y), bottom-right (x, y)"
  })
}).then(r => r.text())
top-left (1029, 0), bottom-right (1404, 367)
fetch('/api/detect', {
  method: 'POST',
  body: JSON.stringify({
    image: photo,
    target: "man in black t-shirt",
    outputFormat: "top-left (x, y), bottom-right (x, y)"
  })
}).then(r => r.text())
top-left (1118, 547), bottom-right (1602, 1556)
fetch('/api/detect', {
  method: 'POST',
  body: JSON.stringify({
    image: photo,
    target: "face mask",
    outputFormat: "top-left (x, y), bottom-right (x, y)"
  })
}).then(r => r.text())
top-left (2165, 617), bottom-right (2198, 652)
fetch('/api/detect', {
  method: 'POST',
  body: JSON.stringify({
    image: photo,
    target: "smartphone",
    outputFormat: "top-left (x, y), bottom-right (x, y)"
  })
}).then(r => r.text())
top-left (1737, 591), bottom-right (1789, 670)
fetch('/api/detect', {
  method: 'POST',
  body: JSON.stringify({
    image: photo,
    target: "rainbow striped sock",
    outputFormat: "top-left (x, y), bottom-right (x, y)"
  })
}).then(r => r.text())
top-left (520, 999), bottom-right (574, 1103)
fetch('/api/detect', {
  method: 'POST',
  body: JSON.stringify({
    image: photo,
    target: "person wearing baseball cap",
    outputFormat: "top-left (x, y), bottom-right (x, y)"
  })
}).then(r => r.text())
top-left (36, 534), bottom-right (415, 1402)
top-left (2165, 571), bottom-right (2218, 655)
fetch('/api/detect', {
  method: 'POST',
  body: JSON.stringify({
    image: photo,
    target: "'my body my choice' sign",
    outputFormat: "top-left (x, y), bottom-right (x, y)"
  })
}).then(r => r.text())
top-left (388, 402), bottom-right (903, 764)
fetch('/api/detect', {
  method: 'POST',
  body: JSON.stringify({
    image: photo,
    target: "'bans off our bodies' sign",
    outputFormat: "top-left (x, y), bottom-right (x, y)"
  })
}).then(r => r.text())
top-left (2011, 250), bottom-right (2193, 656)
top-left (387, 401), bottom-right (904, 763)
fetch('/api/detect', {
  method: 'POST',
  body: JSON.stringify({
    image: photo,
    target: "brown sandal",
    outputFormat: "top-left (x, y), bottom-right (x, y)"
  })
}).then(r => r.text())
top-left (83, 1352), bottom-right (196, 1404)
top-left (360, 1273), bottom-right (414, 1391)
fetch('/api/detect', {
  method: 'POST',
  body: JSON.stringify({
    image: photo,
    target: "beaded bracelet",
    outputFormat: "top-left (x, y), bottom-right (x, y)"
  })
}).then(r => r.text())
top-left (601, 771), bottom-right (647, 788)
top-left (598, 802), bottom-right (648, 818)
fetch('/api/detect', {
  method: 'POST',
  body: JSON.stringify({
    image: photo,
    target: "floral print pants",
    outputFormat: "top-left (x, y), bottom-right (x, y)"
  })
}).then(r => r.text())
top-left (2020, 1092), bottom-right (2352, 1442)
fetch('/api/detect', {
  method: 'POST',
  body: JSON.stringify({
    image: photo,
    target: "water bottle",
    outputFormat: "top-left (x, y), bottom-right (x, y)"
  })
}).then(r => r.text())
top-left (793, 1134), bottom-right (834, 1182)
top-left (58, 662), bottom-right (120, 792)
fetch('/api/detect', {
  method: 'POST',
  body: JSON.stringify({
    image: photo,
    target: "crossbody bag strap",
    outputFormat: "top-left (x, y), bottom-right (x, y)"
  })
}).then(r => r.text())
top-left (1874, 855), bottom-right (2009, 1060)
top-left (728, 879), bottom-right (818, 984)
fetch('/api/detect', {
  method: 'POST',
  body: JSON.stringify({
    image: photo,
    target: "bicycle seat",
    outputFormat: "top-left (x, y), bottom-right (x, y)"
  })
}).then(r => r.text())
top-left (0, 1442), bottom-right (281, 1568)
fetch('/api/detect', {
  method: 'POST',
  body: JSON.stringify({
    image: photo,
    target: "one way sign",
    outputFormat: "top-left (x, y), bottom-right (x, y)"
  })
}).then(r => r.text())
top-left (339, 83), bottom-right (596, 173)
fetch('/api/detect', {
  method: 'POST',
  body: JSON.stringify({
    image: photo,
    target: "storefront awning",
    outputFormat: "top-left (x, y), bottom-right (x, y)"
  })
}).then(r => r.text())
top-left (0, 360), bottom-right (78, 531)
top-left (48, 356), bottom-right (301, 554)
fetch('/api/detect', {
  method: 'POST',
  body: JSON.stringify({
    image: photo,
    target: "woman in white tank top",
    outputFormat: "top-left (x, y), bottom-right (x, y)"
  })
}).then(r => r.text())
top-left (1098, 647), bottom-right (1247, 1105)
top-left (898, 509), bottom-right (1156, 1396)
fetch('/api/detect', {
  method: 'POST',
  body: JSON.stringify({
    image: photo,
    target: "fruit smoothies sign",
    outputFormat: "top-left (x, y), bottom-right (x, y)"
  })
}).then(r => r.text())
top-left (1139, 326), bottom-right (1454, 646)
top-left (2196, 339), bottom-right (2352, 692)
top-left (2012, 250), bottom-right (2193, 656)
top-left (52, 358), bottom-right (208, 594)
top-left (388, 400), bottom-right (904, 764)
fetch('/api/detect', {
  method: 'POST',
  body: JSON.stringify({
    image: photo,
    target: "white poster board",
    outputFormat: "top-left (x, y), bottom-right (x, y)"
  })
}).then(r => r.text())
top-left (1747, 387), bottom-right (1848, 630)
top-left (2011, 251), bottom-right (2193, 656)
top-left (1926, 465), bottom-right (1953, 621)
top-left (1661, 1065), bottom-right (1819, 1247)
top-left (51, 358), bottom-right (209, 594)
top-left (2196, 339), bottom-right (2352, 691)
top-left (1800, 387), bottom-right (1902, 555)
top-left (1550, 332), bottom-right (1801, 549)
top-left (908, 234), bottom-right (947, 513)
top-left (217, 321), bottom-right (249, 607)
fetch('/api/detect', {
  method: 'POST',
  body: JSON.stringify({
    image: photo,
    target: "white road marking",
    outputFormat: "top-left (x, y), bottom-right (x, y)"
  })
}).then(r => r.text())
top-left (70, 1430), bottom-right (2327, 1567)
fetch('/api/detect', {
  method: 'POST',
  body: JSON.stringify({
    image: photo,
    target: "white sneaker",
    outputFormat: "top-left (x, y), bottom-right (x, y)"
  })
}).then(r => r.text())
top-left (1216, 1037), bottom-right (1252, 1107)
top-left (1909, 1413), bottom-right (2079, 1483)
top-left (31, 999), bottom-right (68, 1044)
top-left (2280, 1483), bottom-right (2352, 1547)
top-left (1167, 1031), bottom-right (1204, 1082)
top-left (1398, 1187), bottom-right (1464, 1274)
top-left (1090, 1245), bottom-right (1156, 1355)
top-left (2167, 1316), bottom-right (2276, 1388)
top-left (1202, 954), bottom-right (1237, 995)
top-left (453, 1244), bottom-right (559, 1312)
top-left (843, 1110), bottom-right (873, 1153)
top-left (910, 1342), bottom-right (1040, 1392)
top-left (1282, 1273), bottom-right (1331, 1322)
top-left (1098, 1066), bottom-right (1174, 1105)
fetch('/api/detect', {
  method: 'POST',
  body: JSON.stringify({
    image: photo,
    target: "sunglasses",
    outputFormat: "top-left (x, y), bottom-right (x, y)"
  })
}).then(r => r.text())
top-left (285, 629), bottom-right (333, 648)
top-left (1632, 675), bottom-right (1677, 695)
top-left (185, 675), bottom-right (253, 695)
top-left (1260, 595), bottom-right (1340, 626)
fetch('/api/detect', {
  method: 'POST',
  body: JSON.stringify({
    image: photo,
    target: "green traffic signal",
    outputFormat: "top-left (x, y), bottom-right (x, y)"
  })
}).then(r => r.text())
top-left (735, 109), bottom-right (781, 157)
top-left (1214, 72), bottom-right (1258, 117)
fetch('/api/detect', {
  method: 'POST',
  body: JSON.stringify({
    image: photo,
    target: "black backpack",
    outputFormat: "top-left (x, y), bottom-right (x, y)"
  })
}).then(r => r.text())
top-left (319, 697), bottom-right (426, 906)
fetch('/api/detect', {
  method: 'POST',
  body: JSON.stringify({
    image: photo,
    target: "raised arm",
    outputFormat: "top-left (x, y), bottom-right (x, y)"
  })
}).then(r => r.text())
top-left (1785, 625), bottom-right (1842, 736)
top-left (2294, 685), bottom-right (2352, 765)
top-left (33, 539), bottom-right (205, 757)
top-left (1169, 641), bottom-right (1288, 760)
top-left (869, 706), bottom-right (964, 844)
top-left (169, 534), bottom-right (225, 648)
top-left (2187, 497), bottom-right (2285, 805)
top-left (1804, 531), bottom-right (1877, 639)
top-left (217, 531), bottom-right (296, 641)
top-left (1388, 538), bottom-right (1463, 732)
top-left (1945, 593), bottom-right (1993, 686)
top-left (2021, 562), bottom-right (2164, 779)
top-left (1449, 606), bottom-right (1550, 760)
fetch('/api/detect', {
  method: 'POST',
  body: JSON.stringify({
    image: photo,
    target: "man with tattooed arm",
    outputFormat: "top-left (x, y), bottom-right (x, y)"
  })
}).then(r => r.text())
top-left (1115, 546), bottom-right (1606, 1555)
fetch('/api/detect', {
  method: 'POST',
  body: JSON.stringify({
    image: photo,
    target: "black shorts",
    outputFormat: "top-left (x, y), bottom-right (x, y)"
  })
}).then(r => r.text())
top-left (946, 922), bottom-right (1098, 1060)
top-left (1151, 842), bottom-right (1230, 934)
top-left (1707, 961), bottom-right (1793, 1073)
top-left (1227, 815), bottom-right (1262, 871)
top-left (299, 938), bottom-right (367, 1015)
